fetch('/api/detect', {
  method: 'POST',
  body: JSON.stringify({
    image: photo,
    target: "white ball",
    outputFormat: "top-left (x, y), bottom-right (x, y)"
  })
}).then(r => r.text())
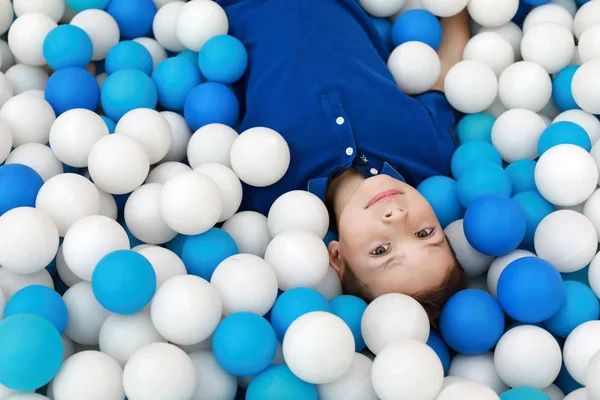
top-left (573, 0), bottom-right (600, 39)
top-left (160, 111), bottom-right (192, 163)
top-left (5, 64), bottom-right (48, 95)
top-left (444, 220), bottom-right (494, 278)
top-left (487, 249), bottom-right (535, 297)
top-left (264, 230), bottom-right (329, 290)
top-left (0, 288), bottom-right (5, 320)
top-left (283, 311), bottom-right (355, 384)
top-left (592, 141), bottom-right (600, 186)
top-left (189, 351), bottom-right (237, 400)
top-left (7, 13), bottom-right (57, 66)
top-left (0, 266), bottom-right (53, 300)
top-left (444, 60), bottom-right (498, 113)
top-left (62, 215), bottom-right (130, 281)
top-left (318, 352), bottom-right (378, 400)
top-left (97, 188), bottom-right (117, 221)
top-left (543, 384), bottom-right (566, 400)
top-left (521, 22), bottom-right (575, 74)
top-left (463, 32), bottom-right (515, 76)
top-left (13, 0), bottom-right (64, 22)
top-left (563, 320), bottom-right (600, 384)
top-left (221, 211), bottom-right (272, 258)
top-left (491, 108), bottom-right (547, 162)
top-left (52, 351), bottom-right (124, 400)
top-left (7, 394), bottom-right (48, 400)
top-left (0, 207), bottom-right (59, 274)
top-left (436, 380), bottom-right (501, 400)
top-left (361, 293), bottom-right (430, 355)
top-left (387, 41), bottom-right (440, 95)
top-left (448, 353), bottom-right (508, 394)
top-left (583, 189), bottom-right (600, 239)
top-left (372, 339), bottom-right (444, 400)
top-left (268, 190), bottom-right (329, 239)
top-left (587, 252), bottom-right (600, 299)
top-left (70, 10), bottom-right (120, 61)
top-left (360, 0), bottom-right (406, 17)
top-left (176, 0), bottom-right (228, 52)
top-left (564, 388), bottom-right (590, 400)
top-left (55, 244), bottom-right (82, 288)
top-left (49, 109), bottom-right (109, 168)
top-left (553, 109), bottom-right (600, 145)
top-left (63, 281), bottom-right (110, 345)
top-left (152, 1), bottom-right (186, 52)
top-left (311, 266), bottom-right (343, 301)
top-left (151, 275), bottom-right (222, 345)
top-left (535, 144), bottom-right (599, 207)
top-left (123, 343), bottom-right (196, 400)
top-left (578, 25), bottom-right (600, 63)
top-left (133, 37), bottom-right (168, 70)
top-left (146, 162), bottom-right (191, 184)
top-left (115, 109), bottom-right (172, 165)
top-left (494, 325), bottom-right (562, 389)
top-left (523, 4), bottom-right (574, 32)
top-left (88, 134), bottom-right (150, 195)
top-left (498, 61), bottom-right (552, 112)
top-left (0, 120), bottom-right (11, 164)
top-left (187, 123), bottom-right (238, 169)
top-left (480, 22), bottom-right (523, 61)
top-left (194, 164), bottom-right (243, 222)
top-left (585, 350), bottom-right (600, 399)
top-left (0, 0), bottom-right (13, 36)
top-left (421, 0), bottom-right (468, 17)
top-left (0, 93), bottom-right (55, 146)
top-left (467, 0), bottom-right (519, 28)
top-left (550, 0), bottom-right (578, 17)
top-left (124, 183), bottom-right (176, 245)
top-left (0, 72), bottom-right (13, 110)
top-left (6, 143), bottom-right (63, 182)
top-left (160, 170), bottom-right (222, 235)
top-left (136, 246), bottom-right (186, 289)
top-left (572, 59), bottom-right (600, 115)
top-left (467, 275), bottom-right (489, 292)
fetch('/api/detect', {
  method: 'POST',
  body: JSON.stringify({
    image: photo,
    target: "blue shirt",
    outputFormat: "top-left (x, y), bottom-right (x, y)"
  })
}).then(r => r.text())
top-left (217, 0), bottom-right (459, 216)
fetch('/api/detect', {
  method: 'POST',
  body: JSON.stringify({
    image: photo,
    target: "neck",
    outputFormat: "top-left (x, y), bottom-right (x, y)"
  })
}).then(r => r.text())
top-left (326, 168), bottom-right (365, 223)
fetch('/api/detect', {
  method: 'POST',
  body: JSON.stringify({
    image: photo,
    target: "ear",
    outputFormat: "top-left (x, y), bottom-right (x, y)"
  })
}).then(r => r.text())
top-left (328, 240), bottom-right (346, 278)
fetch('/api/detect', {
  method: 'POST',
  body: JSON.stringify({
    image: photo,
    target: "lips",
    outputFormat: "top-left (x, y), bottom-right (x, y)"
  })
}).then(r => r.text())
top-left (366, 190), bottom-right (402, 208)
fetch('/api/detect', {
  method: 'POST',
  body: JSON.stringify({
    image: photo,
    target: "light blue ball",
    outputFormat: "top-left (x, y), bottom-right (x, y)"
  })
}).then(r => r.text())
top-left (270, 287), bottom-right (332, 341)
top-left (184, 82), bottom-right (239, 131)
top-left (177, 50), bottom-right (199, 66)
top-left (330, 295), bottom-right (368, 352)
top-left (152, 57), bottom-right (202, 112)
top-left (417, 175), bottom-right (464, 228)
top-left (101, 69), bottom-right (158, 121)
top-left (538, 121), bottom-right (591, 156)
top-left (212, 312), bottom-right (277, 376)
top-left (427, 330), bottom-right (450, 375)
top-left (457, 162), bottom-right (512, 208)
top-left (45, 67), bottom-right (100, 115)
top-left (199, 35), bottom-right (248, 85)
top-left (246, 364), bottom-right (318, 400)
top-left (392, 9), bottom-right (443, 50)
top-left (5, 286), bottom-right (68, 334)
top-left (544, 281), bottom-right (599, 338)
top-left (512, 191), bottom-right (555, 245)
top-left (505, 159), bottom-right (537, 195)
top-left (92, 250), bottom-right (156, 314)
top-left (0, 164), bottom-right (44, 215)
top-left (106, 0), bottom-right (156, 40)
top-left (451, 141), bottom-right (502, 179)
top-left (100, 115), bottom-right (116, 133)
top-left (105, 41), bottom-right (154, 76)
top-left (370, 17), bottom-right (393, 50)
top-left (500, 387), bottom-right (551, 400)
top-left (0, 314), bottom-right (63, 391)
top-left (180, 228), bottom-right (238, 281)
top-left (498, 256), bottom-right (564, 323)
top-left (439, 289), bottom-right (505, 355)
top-left (43, 25), bottom-right (93, 70)
top-left (66, 0), bottom-right (110, 11)
top-left (552, 65), bottom-right (580, 111)
top-left (456, 113), bottom-right (495, 144)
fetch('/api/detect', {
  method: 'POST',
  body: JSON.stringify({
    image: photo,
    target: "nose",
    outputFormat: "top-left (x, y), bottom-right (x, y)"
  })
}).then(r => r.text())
top-left (382, 208), bottom-right (406, 223)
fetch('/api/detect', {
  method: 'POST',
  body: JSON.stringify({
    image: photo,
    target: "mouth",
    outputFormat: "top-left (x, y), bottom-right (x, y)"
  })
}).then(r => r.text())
top-left (366, 190), bottom-right (402, 208)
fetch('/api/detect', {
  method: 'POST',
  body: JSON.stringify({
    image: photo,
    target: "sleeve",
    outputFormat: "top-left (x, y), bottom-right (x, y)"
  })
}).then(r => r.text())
top-left (413, 90), bottom-right (461, 142)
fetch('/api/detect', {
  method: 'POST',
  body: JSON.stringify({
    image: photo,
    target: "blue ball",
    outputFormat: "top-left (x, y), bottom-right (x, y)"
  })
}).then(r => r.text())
top-left (555, 362), bottom-right (583, 395)
top-left (212, 312), bottom-right (278, 376)
top-left (417, 175), bottom-right (464, 228)
top-left (177, 50), bottom-right (199, 66)
top-left (106, 0), bottom-right (156, 40)
top-left (505, 159), bottom-right (537, 195)
top-left (500, 387), bottom-right (551, 400)
top-left (180, 228), bottom-right (238, 281)
top-left (451, 141), bottom-right (503, 179)
top-left (45, 67), bottom-right (100, 115)
top-left (553, 65), bottom-right (580, 111)
top-left (4, 286), bottom-right (68, 334)
top-left (66, 0), bottom-right (110, 11)
top-left (199, 35), bottom-right (248, 85)
top-left (0, 314), bottom-right (63, 391)
top-left (330, 295), bottom-right (368, 352)
top-left (101, 69), bottom-right (158, 121)
top-left (0, 164), bottom-right (44, 215)
top-left (270, 287), bottom-right (332, 341)
top-left (439, 289), bottom-right (505, 355)
top-left (427, 330), bottom-right (450, 375)
top-left (164, 233), bottom-right (188, 257)
top-left (457, 162), bottom-right (512, 208)
top-left (464, 195), bottom-right (526, 257)
top-left (538, 121), bottom-right (591, 156)
top-left (544, 281), bottom-right (599, 338)
top-left (100, 115), bottom-right (116, 133)
top-left (513, 191), bottom-right (555, 245)
top-left (497, 256), bottom-right (564, 323)
top-left (392, 9), bottom-right (443, 50)
top-left (370, 17), bottom-right (394, 50)
top-left (92, 250), bottom-right (156, 314)
top-left (246, 364), bottom-right (318, 400)
top-left (105, 41), bottom-right (154, 76)
top-left (456, 113), bottom-right (495, 144)
top-left (152, 57), bottom-right (202, 112)
top-left (43, 25), bottom-right (93, 70)
top-left (184, 82), bottom-right (239, 131)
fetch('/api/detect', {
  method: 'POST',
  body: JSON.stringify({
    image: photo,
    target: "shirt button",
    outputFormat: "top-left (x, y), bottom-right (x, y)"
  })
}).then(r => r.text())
top-left (370, 168), bottom-right (378, 175)
top-left (346, 147), bottom-right (354, 156)
top-left (336, 117), bottom-right (345, 125)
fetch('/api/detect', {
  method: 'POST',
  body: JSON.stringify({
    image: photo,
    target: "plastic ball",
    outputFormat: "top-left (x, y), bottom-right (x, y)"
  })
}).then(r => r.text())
top-left (387, 41), bottom-right (440, 95)
top-left (505, 160), bottom-right (537, 195)
top-left (160, 111), bottom-right (192, 162)
top-left (554, 110), bottom-right (600, 145)
top-left (318, 352), bottom-right (377, 400)
top-left (101, 69), bottom-right (158, 121)
top-left (180, 228), bottom-right (238, 280)
top-left (578, 24), bottom-right (600, 63)
top-left (0, 266), bottom-right (54, 301)
top-left (12, 0), bottom-right (64, 21)
top-left (176, 0), bottom-right (228, 52)
top-left (176, 49), bottom-right (199, 66)
top-left (135, 246), bottom-right (186, 289)
top-left (444, 60), bottom-right (498, 113)
top-left (448, 352), bottom-right (508, 395)
top-left (573, 0), bottom-right (600, 39)
top-left (0, 164), bottom-right (44, 215)
top-left (499, 62), bottom-right (552, 112)
top-left (467, 0), bottom-right (519, 28)
top-left (152, 1), bottom-right (186, 52)
top-left (66, 0), bottom-right (110, 12)
top-left (463, 32), bottom-right (515, 76)
top-left (43, 25), bottom-right (93, 70)
top-left (479, 22), bottom-right (523, 60)
top-left (0, 93), bottom-right (56, 147)
top-left (100, 115), bottom-right (115, 133)
top-left (123, 343), bottom-right (196, 400)
top-left (416, 176), bottom-right (464, 228)
top-left (4, 285), bottom-right (67, 334)
top-left (145, 161), bottom-right (191, 185)
top-left (70, 10), bottom-right (120, 61)
top-left (523, 3), bottom-right (574, 32)
top-left (106, 0), bottom-right (156, 40)
top-left (572, 59), bottom-right (600, 114)
top-left (330, 295), bottom-right (368, 352)
top-left (456, 162), bottom-right (512, 208)
top-left (513, 191), bottom-right (555, 245)
top-left (247, 364), bottom-right (318, 400)
top-left (184, 82), bottom-right (239, 131)
top-left (360, 0), bottom-right (406, 17)
top-left (501, 387), bottom-right (554, 400)
top-left (445, 219), bottom-right (495, 278)
top-left (133, 37), bottom-right (167, 69)
top-left (4, 142), bottom-right (64, 183)
top-left (187, 350), bottom-right (237, 400)
top-left (8, 13), bottom-right (57, 66)
top-left (543, 384), bottom-right (566, 400)
top-left (544, 280), bottom-right (599, 338)
top-left (44, 67), bottom-right (100, 115)
top-left (267, 190), bottom-right (329, 239)
top-left (222, 211), bottom-right (272, 257)
top-left (198, 34), bottom-right (247, 85)
top-left (437, 380), bottom-right (500, 400)
top-left (521, 22), bottom-right (575, 74)
top-left (456, 113), bottom-right (495, 144)
top-left (0, 122), bottom-right (11, 164)
top-left (451, 141), bottom-right (502, 179)
top-left (552, 65), bottom-right (580, 111)
top-left (124, 184), bottom-right (176, 244)
top-left (391, 10), bottom-right (442, 49)
top-left (535, 144), bottom-right (598, 207)
top-left (494, 325), bottom-right (562, 389)
top-left (585, 352), bottom-right (600, 400)
top-left (195, 164), bottom-right (243, 222)
top-left (105, 41), bottom-right (153, 76)
top-left (311, 266), bottom-right (343, 301)
top-left (115, 108), bottom-right (172, 164)
top-left (152, 57), bottom-right (202, 112)
top-left (0, 314), bottom-right (63, 391)
top-left (187, 123), bottom-right (239, 169)
top-left (538, 121), bottom-right (591, 156)
top-left (421, 0), bottom-right (468, 17)
top-left (424, 331), bottom-right (450, 375)
top-left (62, 281), bottom-right (110, 345)
top-left (584, 189), bottom-right (600, 240)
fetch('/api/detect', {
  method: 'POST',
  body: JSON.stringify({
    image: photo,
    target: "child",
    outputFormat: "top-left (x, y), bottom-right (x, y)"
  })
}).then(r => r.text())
top-left (218, 0), bottom-right (470, 320)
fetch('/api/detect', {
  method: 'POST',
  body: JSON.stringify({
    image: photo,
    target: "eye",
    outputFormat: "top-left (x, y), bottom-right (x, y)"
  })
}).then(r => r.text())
top-left (371, 244), bottom-right (390, 256)
top-left (415, 228), bottom-right (434, 239)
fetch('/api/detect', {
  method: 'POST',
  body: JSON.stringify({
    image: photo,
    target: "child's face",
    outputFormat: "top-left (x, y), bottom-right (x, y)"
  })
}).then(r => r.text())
top-left (329, 175), bottom-right (455, 298)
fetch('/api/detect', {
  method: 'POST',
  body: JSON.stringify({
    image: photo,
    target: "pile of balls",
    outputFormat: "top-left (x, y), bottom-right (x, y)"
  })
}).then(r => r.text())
top-left (0, 0), bottom-right (600, 399)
